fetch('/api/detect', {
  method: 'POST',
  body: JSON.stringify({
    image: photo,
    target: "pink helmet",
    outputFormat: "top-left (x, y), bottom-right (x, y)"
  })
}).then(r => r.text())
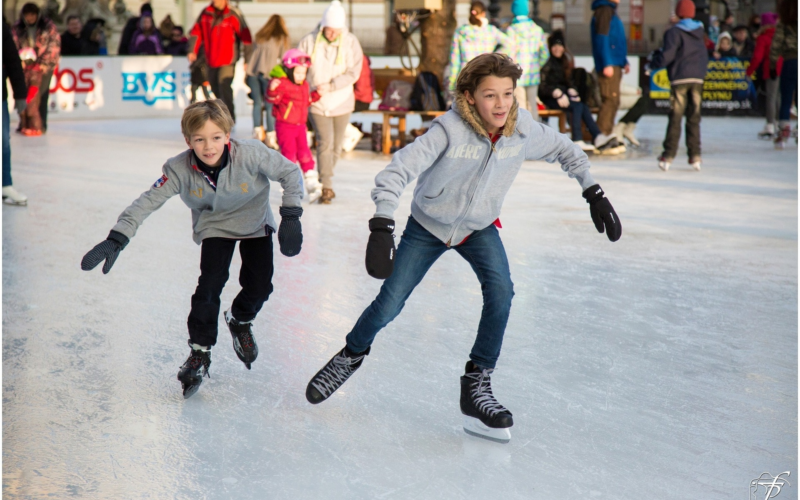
top-left (282, 48), bottom-right (312, 69)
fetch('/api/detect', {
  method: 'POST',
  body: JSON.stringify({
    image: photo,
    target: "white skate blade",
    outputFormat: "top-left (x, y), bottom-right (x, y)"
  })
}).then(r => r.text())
top-left (462, 416), bottom-right (511, 444)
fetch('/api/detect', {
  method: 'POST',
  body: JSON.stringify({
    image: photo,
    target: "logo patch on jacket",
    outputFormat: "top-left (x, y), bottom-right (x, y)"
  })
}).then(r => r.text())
top-left (153, 174), bottom-right (168, 188)
top-left (445, 144), bottom-right (484, 160)
top-left (495, 144), bottom-right (524, 160)
top-left (191, 188), bottom-right (203, 198)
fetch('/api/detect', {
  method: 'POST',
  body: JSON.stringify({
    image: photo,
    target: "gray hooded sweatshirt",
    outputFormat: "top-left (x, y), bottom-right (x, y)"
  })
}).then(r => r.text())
top-left (372, 94), bottom-right (596, 246)
top-left (112, 139), bottom-right (304, 245)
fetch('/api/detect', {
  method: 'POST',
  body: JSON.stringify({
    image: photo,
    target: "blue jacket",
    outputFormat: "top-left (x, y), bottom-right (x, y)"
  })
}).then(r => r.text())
top-left (650, 19), bottom-right (709, 85)
top-left (591, 0), bottom-right (628, 70)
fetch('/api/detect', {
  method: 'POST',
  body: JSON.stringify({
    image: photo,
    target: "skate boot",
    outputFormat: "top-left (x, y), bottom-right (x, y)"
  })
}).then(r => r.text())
top-left (623, 122), bottom-right (640, 147)
top-left (2, 186), bottom-right (28, 206)
top-left (225, 310), bottom-right (258, 369)
top-left (573, 140), bottom-right (596, 152)
top-left (657, 155), bottom-right (672, 171)
top-left (775, 122), bottom-right (791, 149)
top-left (177, 341), bottom-right (212, 399)
top-left (460, 361), bottom-right (513, 443)
top-left (320, 188), bottom-right (336, 205)
top-left (252, 126), bottom-right (266, 142)
top-left (595, 134), bottom-right (624, 155)
top-left (266, 131), bottom-right (279, 150)
top-left (612, 122), bottom-right (625, 144)
top-left (758, 123), bottom-right (776, 140)
top-left (306, 346), bottom-right (370, 404)
top-left (689, 156), bottom-right (701, 171)
top-left (304, 170), bottom-right (323, 203)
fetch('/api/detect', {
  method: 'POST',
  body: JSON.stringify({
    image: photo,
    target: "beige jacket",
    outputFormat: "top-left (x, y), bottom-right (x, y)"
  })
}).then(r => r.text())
top-left (298, 28), bottom-right (363, 117)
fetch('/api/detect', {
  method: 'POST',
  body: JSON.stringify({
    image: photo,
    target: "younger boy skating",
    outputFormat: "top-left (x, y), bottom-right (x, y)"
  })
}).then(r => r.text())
top-left (267, 48), bottom-right (323, 202)
top-left (81, 100), bottom-right (305, 398)
top-left (305, 53), bottom-right (622, 443)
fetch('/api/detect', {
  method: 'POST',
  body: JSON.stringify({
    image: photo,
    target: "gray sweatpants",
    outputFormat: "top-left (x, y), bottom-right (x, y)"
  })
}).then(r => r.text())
top-left (309, 113), bottom-right (351, 189)
top-left (765, 77), bottom-right (780, 126)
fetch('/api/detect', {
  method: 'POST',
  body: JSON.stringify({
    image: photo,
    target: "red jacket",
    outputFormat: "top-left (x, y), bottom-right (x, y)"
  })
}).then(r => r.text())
top-left (353, 54), bottom-right (374, 103)
top-left (747, 27), bottom-right (783, 78)
top-left (189, 3), bottom-right (251, 68)
top-left (267, 75), bottom-right (321, 125)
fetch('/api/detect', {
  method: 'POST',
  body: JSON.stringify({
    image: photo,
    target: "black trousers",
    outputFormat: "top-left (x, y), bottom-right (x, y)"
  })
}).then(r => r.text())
top-left (39, 70), bottom-right (52, 132)
top-left (208, 64), bottom-right (236, 122)
top-left (187, 235), bottom-right (274, 346)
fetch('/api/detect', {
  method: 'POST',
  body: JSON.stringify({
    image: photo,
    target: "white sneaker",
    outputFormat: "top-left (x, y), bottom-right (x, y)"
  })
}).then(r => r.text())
top-left (2, 186), bottom-right (27, 206)
top-left (622, 122), bottom-right (640, 147)
top-left (573, 140), bottom-right (596, 152)
top-left (265, 131), bottom-right (279, 150)
top-left (252, 126), bottom-right (266, 142)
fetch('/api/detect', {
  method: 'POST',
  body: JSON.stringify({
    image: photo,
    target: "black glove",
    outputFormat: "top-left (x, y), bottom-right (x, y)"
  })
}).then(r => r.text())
top-left (365, 217), bottom-right (396, 279)
top-left (81, 230), bottom-right (129, 274)
top-left (278, 206), bottom-right (303, 257)
top-left (582, 185), bottom-right (622, 242)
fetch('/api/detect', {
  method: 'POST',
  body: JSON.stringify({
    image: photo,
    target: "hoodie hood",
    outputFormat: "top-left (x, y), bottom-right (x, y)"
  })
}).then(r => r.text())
top-left (676, 18), bottom-right (704, 35)
top-left (591, 0), bottom-right (618, 11)
top-left (453, 92), bottom-right (519, 139)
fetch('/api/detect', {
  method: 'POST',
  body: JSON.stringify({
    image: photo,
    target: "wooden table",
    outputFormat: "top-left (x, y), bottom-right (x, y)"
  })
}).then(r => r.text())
top-left (359, 110), bottom-right (447, 155)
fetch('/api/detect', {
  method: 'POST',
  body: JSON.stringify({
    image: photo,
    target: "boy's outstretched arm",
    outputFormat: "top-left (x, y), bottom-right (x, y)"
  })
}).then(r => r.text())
top-left (366, 123), bottom-right (448, 279)
top-left (81, 164), bottom-right (181, 273)
top-left (527, 123), bottom-right (622, 242)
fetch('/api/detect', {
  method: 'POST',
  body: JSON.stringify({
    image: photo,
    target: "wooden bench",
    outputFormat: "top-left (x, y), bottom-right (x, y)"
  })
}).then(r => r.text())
top-left (538, 109), bottom-right (567, 134)
top-left (358, 109), bottom-right (447, 155)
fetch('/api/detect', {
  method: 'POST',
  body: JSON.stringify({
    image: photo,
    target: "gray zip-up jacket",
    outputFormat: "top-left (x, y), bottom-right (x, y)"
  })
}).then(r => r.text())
top-left (372, 93), bottom-right (596, 245)
top-left (112, 139), bottom-right (303, 245)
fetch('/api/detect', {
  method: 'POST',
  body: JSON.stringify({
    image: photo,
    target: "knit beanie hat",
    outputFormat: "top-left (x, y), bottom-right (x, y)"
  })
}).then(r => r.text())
top-left (675, 0), bottom-right (695, 19)
top-left (761, 12), bottom-right (778, 26)
top-left (547, 30), bottom-right (565, 49)
top-left (321, 0), bottom-right (346, 29)
top-left (511, 0), bottom-right (529, 17)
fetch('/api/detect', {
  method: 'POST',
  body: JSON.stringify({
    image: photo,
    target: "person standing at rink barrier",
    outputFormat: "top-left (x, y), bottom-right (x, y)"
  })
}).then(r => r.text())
top-left (590, 0), bottom-right (629, 150)
top-left (649, 0), bottom-right (708, 172)
top-left (448, 1), bottom-right (510, 91)
top-left (305, 53), bottom-right (622, 444)
top-left (188, 0), bottom-right (252, 122)
top-left (770, 0), bottom-right (798, 149)
top-left (298, 0), bottom-right (363, 205)
top-left (3, 17), bottom-right (28, 206)
top-left (747, 12), bottom-right (782, 141)
top-left (504, 0), bottom-right (548, 121)
top-left (80, 100), bottom-right (305, 399)
top-left (245, 14), bottom-right (289, 149)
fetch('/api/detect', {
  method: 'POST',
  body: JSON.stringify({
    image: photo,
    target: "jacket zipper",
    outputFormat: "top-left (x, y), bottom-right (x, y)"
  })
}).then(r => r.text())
top-left (283, 101), bottom-right (293, 120)
top-left (445, 136), bottom-right (496, 247)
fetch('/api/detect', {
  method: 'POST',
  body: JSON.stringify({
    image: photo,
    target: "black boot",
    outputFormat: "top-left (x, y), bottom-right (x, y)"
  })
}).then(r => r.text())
top-left (225, 310), bottom-right (258, 370)
top-left (460, 361), bottom-right (513, 443)
top-left (177, 340), bottom-right (211, 399)
top-left (306, 346), bottom-right (370, 404)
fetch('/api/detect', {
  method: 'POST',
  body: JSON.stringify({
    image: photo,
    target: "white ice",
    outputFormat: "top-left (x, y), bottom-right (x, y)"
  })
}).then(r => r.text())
top-left (3, 115), bottom-right (797, 499)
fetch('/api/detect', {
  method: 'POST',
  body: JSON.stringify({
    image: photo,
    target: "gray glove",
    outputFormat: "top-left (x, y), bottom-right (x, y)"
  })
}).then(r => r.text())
top-left (14, 99), bottom-right (27, 113)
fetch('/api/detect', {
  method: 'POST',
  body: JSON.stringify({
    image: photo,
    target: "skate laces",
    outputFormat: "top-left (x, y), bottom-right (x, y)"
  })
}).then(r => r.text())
top-left (311, 351), bottom-right (365, 397)
top-left (186, 350), bottom-right (211, 377)
top-left (466, 369), bottom-right (508, 417)
top-left (229, 318), bottom-right (255, 350)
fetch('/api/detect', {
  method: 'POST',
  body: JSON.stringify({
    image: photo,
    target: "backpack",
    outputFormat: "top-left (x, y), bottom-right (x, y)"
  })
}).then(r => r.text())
top-left (378, 80), bottom-right (414, 111)
top-left (410, 71), bottom-right (445, 111)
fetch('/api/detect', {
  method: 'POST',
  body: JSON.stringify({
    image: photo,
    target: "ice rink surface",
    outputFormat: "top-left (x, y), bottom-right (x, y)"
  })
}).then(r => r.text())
top-left (2, 115), bottom-right (797, 499)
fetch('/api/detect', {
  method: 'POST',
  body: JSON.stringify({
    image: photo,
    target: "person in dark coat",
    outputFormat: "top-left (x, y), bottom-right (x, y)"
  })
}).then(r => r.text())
top-left (3, 17), bottom-right (29, 205)
top-left (649, 0), bottom-right (709, 171)
top-left (118, 2), bottom-right (152, 55)
top-left (732, 25), bottom-right (755, 60)
top-left (60, 15), bottom-right (85, 55)
top-left (165, 26), bottom-right (188, 55)
top-left (80, 17), bottom-right (107, 55)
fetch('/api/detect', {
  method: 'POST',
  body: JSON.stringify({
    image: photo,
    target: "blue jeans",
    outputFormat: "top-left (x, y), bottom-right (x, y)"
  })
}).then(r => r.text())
top-left (779, 58), bottom-right (798, 122)
top-left (3, 100), bottom-right (11, 187)
top-left (568, 100), bottom-right (600, 141)
top-left (246, 74), bottom-right (274, 132)
top-left (346, 216), bottom-right (515, 369)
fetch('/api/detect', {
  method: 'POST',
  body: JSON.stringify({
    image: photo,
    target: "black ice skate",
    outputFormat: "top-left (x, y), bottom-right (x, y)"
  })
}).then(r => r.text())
top-left (306, 346), bottom-right (370, 404)
top-left (177, 341), bottom-right (211, 399)
top-left (460, 361), bottom-right (513, 443)
top-left (225, 310), bottom-right (258, 370)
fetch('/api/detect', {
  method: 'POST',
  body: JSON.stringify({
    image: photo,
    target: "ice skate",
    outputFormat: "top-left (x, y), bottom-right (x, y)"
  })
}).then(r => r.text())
top-left (2, 186), bottom-right (28, 206)
top-left (595, 134), bottom-right (624, 155)
top-left (320, 188), bottom-right (335, 205)
top-left (658, 155), bottom-right (672, 171)
top-left (775, 122), bottom-right (791, 149)
top-left (689, 156), bottom-right (701, 171)
top-left (758, 123), bottom-right (776, 140)
top-left (612, 122), bottom-right (625, 144)
top-left (573, 140), bottom-right (596, 152)
top-left (225, 310), bottom-right (258, 369)
top-left (177, 341), bottom-right (211, 399)
top-left (460, 361), bottom-right (513, 443)
top-left (304, 170), bottom-right (323, 204)
top-left (622, 122), bottom-right (640, 147)
top-left (252, 126), bottom-right (266, 142)
top-left (266, 131), bottom-right (279, 150)
top-left (306, 346), bottom-right (370, 404)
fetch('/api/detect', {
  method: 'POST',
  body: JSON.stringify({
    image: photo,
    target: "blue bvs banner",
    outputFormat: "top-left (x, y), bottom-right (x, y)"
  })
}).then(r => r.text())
top-left (647, 57), bottom-right (758, 116)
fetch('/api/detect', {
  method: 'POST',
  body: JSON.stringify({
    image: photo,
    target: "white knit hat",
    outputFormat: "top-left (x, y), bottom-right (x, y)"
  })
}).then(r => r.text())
top-left (321, 0), bottom-right (346, 29)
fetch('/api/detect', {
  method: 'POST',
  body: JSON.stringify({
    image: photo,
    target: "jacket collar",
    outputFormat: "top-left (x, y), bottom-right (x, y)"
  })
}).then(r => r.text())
top-left (453, 92), bottom-right (520, 139)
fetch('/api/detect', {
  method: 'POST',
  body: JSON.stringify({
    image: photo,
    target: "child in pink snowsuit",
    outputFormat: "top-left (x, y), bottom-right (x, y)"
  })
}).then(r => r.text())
top-left (267, 49), bottom-right (322, 201)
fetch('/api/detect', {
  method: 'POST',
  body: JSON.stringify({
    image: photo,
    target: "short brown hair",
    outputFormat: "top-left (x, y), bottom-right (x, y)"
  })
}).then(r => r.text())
top-left (456, 53), bottom-right (523, 96)
top-left (181, 99), bottom-right (234, 138)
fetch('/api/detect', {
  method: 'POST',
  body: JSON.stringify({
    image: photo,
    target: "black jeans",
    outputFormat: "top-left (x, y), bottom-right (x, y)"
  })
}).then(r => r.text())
top-left (208, 64), bottom-right (236, 122)
top-left (187, 235), bottom-right (274, 346)
top-left (662, 83), bottom-right (703, 160)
